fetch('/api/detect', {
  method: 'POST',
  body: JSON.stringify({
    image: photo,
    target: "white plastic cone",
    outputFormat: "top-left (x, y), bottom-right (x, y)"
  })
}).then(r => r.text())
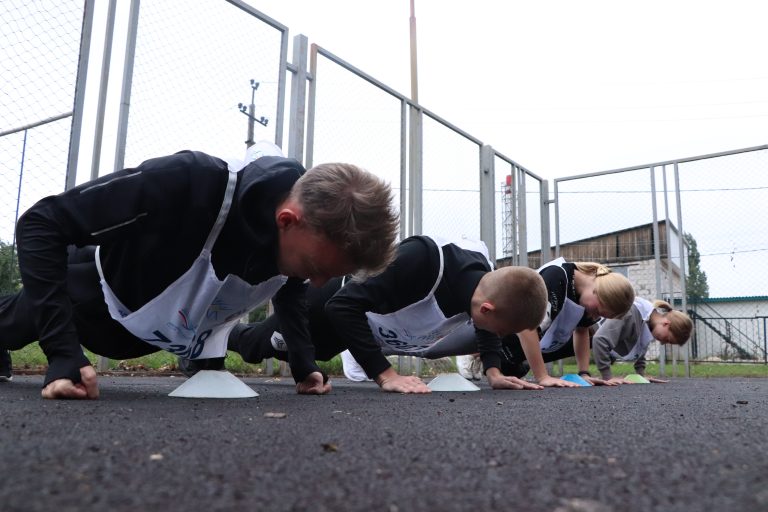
top-left (168, 370), bottom-right (258, 398)
top-left (427, 372), bottom-right (481, 392)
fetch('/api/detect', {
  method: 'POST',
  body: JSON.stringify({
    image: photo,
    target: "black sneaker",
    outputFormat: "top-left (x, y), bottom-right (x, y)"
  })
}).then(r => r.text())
top-left (0, 350), bottom-right (12, 382)
top-left (177, 356), bottom-right (225, 377)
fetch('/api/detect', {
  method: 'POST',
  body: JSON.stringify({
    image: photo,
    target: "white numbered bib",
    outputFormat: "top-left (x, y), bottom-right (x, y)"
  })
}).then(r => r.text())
top-left (365, 236), bottom-right (487, 355)
top-left (537, 258), bottom-right (585, 353)
top-left (96, 154), bottom-right (287, 359)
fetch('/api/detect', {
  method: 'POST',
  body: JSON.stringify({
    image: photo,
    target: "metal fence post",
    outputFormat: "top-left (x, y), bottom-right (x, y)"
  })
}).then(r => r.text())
top-left (66, 0), bottom-right (95, 191)
top-left (517, 166), bottom-right (528, 268)
top-left (540, 180), bottom-right (552, 265)
top-left (673, 162), bottom-right (690, 377)
top-left (650, 166), bottom-right (666, 377)
top-left (95, 0), bottom-right (123, 373)
top-left (287, 34), bottom-right (308, 163)
top-left (763, 317), bottom-right (767, 364)
top-left (408, 104), bottom-right (422, 236)
top-left (480, 145), bottom-right (495, 258)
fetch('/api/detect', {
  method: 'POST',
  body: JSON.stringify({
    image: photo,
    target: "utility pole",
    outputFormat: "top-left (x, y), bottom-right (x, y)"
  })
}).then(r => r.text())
top-left (409, 0), bottom-right (419, 103)
top-left (407, 0), bottom-right (422, 378)
top-left (238, 79), bottom-right (269, 149)
top-left (407, 0), bottom-right (422, 236)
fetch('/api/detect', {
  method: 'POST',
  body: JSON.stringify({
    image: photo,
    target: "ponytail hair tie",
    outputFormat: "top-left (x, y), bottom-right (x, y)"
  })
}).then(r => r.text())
top-left (595, 265), bottom-right (611, 277)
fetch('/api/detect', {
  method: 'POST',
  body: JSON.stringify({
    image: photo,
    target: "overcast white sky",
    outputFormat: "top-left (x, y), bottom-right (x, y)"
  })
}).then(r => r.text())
top-left (5, 0), bottom-right (766, 297)
top-left (245, 0), bottom-right (768, 298)
top-left (251, 0), bottom-right (768, 181)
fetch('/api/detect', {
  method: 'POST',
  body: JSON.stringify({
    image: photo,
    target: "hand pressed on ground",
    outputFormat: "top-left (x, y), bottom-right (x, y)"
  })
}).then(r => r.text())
top-left (296, 371), bottom-right (332, 395)
top-left (41, 365), bottom-right (99, 399)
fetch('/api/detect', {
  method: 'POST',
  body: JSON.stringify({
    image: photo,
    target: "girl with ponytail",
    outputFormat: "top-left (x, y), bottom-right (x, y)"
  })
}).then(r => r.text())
top-left (592, 298), bottom-right (693, 384)
top-left (498, 257), bottom-right (636, 387)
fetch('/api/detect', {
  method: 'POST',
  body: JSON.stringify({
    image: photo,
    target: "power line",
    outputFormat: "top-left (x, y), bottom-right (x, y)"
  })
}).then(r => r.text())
top-left (600, 75), bottom-right (768, 87)
top-left (424, 184), bottom-right (768, 194)
top-left (497, 111), bottom-right (768, 125)
top-left (505, 98), bottom-right (768, 113)
top-left (559, 185), bottom-right (768, 194)
top-left (701, 247), bottom-right (768, 258)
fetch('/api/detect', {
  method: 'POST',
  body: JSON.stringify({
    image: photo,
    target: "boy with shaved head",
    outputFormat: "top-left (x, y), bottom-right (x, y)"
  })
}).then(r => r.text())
top-left (223, 235), bottom-right (549, 393)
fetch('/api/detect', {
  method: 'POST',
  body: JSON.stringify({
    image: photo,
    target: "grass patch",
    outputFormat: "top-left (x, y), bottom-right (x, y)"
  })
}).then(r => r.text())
top-left (555, 360), bottom-right (768, 378)
top-left (7, 342), bottom-right (347, 378)
top-left (7, 344), bottom-right (766, 378)
top-left (11, 342), bottom-right (49, 369)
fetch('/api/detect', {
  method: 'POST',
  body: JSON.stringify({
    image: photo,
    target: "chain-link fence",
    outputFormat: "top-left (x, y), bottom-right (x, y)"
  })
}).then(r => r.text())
top-left (420, 115), bottom-right (482, 241)
top-left (677, 148), bottom-right (768, 364)
top-left (0, 0), bottom-right (86, 294)
top-left (495, 155), bottom-right (548, 266)
top-left (307, 46), bottom-right (405, 234)
top-left (554, 146), bottom-right (768, 365)
top-left (5, 1), bottom-right (766, 374)
top-left (307, 45), bottom-right (502, 250)
top-left (117, 1), bottom-right (287, 170)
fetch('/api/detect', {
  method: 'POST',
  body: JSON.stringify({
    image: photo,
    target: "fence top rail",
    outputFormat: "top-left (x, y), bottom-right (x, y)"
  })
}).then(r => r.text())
top-left (492, 150), bottom-right (544, 182)
top-left (313, 43), bottom-right (484, 147)
top-left (0, 112), bottom-right (73, 138)
top-left (554, 143), bottom-right (768, 184)
top-left (225, 0), bottom-right (288, 32)
top-left (421, 109), bottom-right (483, 147)
top-left (314, 44), bottom-right (409, 102)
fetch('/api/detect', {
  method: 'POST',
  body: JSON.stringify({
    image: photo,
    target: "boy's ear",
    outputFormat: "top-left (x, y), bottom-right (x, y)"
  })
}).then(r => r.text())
top-left (479, 302), bottom-right (496, 315)
top-left (275, 208), bottom-right (300, 229)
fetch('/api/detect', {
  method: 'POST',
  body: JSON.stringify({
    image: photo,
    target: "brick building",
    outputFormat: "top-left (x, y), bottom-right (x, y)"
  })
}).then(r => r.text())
top-left (497, 220), bottom-right (686, 302)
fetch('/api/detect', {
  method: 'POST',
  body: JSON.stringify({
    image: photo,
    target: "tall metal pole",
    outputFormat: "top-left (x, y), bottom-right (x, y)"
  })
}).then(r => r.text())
top-left (407, 0), bottom-right (421, 376)
top-left (409, 0), bottom-right (419, 103)
top-left (407, 0), bottom-right (422, 237)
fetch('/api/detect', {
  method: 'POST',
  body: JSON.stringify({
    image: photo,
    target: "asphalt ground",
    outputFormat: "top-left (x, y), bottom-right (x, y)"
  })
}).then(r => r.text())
top-left (1, 374), bottom-right (766, 512)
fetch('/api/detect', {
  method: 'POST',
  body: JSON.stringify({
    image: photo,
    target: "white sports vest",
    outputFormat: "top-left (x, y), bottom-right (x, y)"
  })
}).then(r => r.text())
top-left (613, 297), bottom-right (655, 361)
top-left (364, 236), bottom-right (490, 356)
top-left (96, 164), bottom-right (287, 360)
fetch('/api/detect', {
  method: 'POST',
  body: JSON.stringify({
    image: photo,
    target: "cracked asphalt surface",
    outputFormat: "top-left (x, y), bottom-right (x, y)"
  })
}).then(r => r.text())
top-left (1, 374), bottom-right (766, 512)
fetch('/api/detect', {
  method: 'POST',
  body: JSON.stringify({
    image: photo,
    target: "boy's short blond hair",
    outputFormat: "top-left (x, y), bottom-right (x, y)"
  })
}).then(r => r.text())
top-left (478, 266), bottom-right (548, 333)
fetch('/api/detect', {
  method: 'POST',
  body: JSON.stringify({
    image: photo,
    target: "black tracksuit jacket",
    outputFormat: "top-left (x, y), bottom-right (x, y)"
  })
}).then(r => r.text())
top-left (14, 150), bottom-right (317, 385)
